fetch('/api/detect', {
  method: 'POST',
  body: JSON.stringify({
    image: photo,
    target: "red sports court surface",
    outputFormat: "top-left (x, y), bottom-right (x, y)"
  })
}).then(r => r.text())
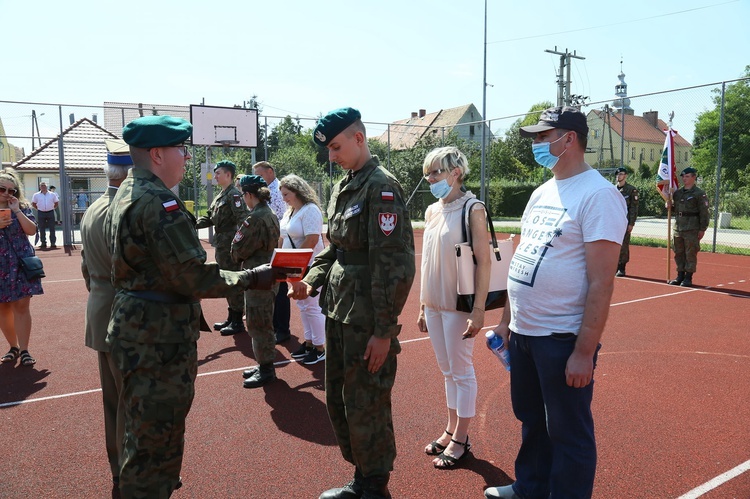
top-left (1, 232), bottom-right (748, 498)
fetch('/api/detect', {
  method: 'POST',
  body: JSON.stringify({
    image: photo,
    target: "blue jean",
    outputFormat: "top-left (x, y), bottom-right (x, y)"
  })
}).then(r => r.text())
top-left (509, 332), bottom-right (600, 499)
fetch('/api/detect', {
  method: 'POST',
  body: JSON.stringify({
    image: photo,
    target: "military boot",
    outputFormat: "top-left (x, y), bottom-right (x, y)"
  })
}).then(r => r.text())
top-left (668, 271), bottom-right (685, 285)
top-left (319, 469), bottom-right (364, 499)
top-left (615, 264), bottom-right (626, 277)
top-left (243, 364), bottom-right (276, 389)
top-left (680, 272), bottom-right (693, 287)
top-left (361, 474), bottom-right (391, 499)
top-left (213, 308), bottom-right (232, 331)
top-left (220, 311), bottom-right (246, 336)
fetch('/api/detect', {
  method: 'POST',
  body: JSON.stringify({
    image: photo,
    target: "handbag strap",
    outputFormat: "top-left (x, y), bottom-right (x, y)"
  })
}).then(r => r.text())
top-left (460, 198), bottom-right (501, 261)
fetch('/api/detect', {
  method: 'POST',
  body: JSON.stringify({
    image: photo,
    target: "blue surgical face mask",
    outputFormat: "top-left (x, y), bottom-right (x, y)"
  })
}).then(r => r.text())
top-left (532, 133), bottom-right (568, 169)
top-left (430, 178), bottom-right (452, 199)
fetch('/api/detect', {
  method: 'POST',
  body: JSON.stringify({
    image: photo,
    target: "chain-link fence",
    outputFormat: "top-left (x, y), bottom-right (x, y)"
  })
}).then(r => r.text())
top-left (1, 78), bottom-right (748, 251)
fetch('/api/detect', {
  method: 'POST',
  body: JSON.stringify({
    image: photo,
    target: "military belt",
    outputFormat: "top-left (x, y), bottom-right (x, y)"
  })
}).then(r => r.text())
top-left (124, 290), bottom-right (197, 304)
top-left (677, 212), bottom-right (699, 217)
top-left (335, 249), bottom-right (369, 265)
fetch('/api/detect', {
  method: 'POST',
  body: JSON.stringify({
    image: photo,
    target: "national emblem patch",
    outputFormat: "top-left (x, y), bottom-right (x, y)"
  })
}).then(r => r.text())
top-left (379, 212), bottom-right (397, 236)
top-left (163, 199), bottom-right (179, 212)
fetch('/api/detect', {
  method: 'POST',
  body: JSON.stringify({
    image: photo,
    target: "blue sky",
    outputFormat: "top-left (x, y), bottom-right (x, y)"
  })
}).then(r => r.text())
top-left (2, 0), bottom-right (747, 146)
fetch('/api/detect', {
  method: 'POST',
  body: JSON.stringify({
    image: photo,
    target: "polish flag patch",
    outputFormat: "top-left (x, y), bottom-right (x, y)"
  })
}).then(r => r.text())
top-left (163, 200), bottom-right (180, 212)
top-left (381, 191), bottom-right (394, 201)
top-left (379, 212), bottom-right (397, 236)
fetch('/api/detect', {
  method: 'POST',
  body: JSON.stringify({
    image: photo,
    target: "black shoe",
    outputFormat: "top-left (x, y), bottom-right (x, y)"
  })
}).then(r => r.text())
top-left (319, 470), bottom-right (364, 499)
top-left (40, 243), bottom-right (47, 249)
top-left (243, 364), bottom-right (276, 388)
top-left (361, 474), bottom-right (391, 499)
top-left (615, 264), bottom-right (625, 277)
top-left (681, 272), bottom-right (693, 287)
top-left (275, 331), bottom-right (291, 344)
top-left (214, 308), bottom-right (232, 331)
top-left (291, 344), bottom-right (313, 359)
top-left (302, 348), bottom-right (326, 365)
top-left (242, 366), bottom-right (259, 379)
top-left (668, 271), bottom-right (685, 285)
top-left (50, 244), bottom-right (57, 249)
top-left (220, 311), bottom-right (246, 336)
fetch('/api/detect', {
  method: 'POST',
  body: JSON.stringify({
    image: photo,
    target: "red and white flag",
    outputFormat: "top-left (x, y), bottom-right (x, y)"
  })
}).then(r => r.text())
top-left (657, 128), bottom-right (679, 194)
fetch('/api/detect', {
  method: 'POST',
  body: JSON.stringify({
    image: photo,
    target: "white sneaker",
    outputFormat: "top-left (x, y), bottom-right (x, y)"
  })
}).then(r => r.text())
top-left (484, 484), bottom-right (521, 499)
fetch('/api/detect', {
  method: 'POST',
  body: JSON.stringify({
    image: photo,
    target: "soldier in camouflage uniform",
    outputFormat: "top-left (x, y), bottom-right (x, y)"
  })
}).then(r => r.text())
top-left (195, 160), bottom-right (249, 335)
top-left (105, 116), bottom-right (283, 498)
top-left (290, 108), bottom-right (415, 499)
top-left (668, 167), bottom-right (709, 287)
top-left (615, 167), bottom-right (639, 277)
top-left (232, 174), bottom-right (281, 388)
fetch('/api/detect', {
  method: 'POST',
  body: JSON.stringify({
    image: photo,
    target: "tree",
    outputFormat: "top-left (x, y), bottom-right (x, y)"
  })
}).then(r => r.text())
top-left (502, 101), bottom-right (555, 171)
top-left (692, 66), bottom-right (750, 192)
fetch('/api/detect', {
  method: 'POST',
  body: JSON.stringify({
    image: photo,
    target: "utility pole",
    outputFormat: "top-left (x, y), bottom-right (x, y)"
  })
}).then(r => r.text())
top-left (544, 47), bottom-right (585, 107)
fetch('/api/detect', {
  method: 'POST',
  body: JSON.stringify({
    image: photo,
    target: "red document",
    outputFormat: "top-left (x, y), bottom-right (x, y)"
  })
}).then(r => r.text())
top-left (270, 249), bottom-right (314, 281)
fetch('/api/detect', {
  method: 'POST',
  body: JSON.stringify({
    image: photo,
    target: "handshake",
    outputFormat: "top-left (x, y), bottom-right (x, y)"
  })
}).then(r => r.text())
top-left (244, 264), bottom-right (305, 290)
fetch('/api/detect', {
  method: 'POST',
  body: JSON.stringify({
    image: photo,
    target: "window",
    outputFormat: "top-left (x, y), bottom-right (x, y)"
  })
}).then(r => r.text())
top-left (469, 125), bottom-right (475, 136)
top-left (594, 129), bottom-right (599, 139)
top-left (650, 149), bottom-right (654, 161)
top-left (631, 147), bottom-right (636, 160)
top-left (685, 151), bottom-right (688, 161)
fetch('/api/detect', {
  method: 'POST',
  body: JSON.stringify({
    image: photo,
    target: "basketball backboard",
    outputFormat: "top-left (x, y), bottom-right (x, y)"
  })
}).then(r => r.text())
top-left (190, 105), bottom-right (258, 148)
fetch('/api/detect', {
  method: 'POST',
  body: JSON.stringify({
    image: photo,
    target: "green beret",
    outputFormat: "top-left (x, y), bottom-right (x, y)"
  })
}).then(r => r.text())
top-left (214, 160), bottom-right (236, 175)
top-left (313, 107), bottom-right (361, 146)
top-left (681, 167), bottom-right (697, 175)
top-left (122, 115), bottom-right (192, 149)
top-left (239, 174), bottom-right (267, 191)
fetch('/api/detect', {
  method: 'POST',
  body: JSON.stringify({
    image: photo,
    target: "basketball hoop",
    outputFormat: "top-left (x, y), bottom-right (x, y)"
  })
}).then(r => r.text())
top-left (218, 139), bottom-right (238, 154)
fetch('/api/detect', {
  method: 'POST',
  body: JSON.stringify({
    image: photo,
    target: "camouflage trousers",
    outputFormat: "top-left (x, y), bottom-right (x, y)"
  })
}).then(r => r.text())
top-left (245, 286), bottom-right (277, 365)
top-left (325, 319), bottom-right (399, 477)
top-left (673, 230), bottom-right (701, 273)
top-left (216, 246), bottom-right (245, 313)
top-left (618, 231), bottom-right (631, 265)
top-left (110, 338), bottom-right (197, 499)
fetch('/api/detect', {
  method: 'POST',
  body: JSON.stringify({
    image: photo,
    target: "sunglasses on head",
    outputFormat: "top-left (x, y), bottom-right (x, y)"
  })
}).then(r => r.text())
top-left (0, 186), bottom-right (18, 195)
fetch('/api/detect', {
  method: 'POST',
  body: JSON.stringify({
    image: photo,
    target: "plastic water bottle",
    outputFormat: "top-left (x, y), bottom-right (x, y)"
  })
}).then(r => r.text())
top-left (485, 331), bottom-right (510, 371)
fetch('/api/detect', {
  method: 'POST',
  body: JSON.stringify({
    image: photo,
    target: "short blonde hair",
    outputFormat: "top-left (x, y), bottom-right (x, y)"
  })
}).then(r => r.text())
top-left (422, 146), bottom-right (469, 181)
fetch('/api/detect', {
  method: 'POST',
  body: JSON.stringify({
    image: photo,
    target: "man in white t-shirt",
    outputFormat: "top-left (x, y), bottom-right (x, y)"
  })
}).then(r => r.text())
top-left (31, 182), bottom-right (60, 249)
top-left (485, 107), bottom-right (627, 499)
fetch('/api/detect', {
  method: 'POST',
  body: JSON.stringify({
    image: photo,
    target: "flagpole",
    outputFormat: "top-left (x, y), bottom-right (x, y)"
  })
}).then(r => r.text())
top-left (666, 112), bottom-right (675, 283)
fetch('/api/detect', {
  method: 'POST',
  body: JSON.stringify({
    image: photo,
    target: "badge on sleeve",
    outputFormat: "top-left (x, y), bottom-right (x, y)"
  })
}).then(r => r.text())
top-left (163, 200), bottom-right (180, 213)
top-left (233, 194), bottom-right (242, 208)
top-left (381, 191), bottom-right (394, 201)
top-left (233, 230), bottom-right (244, 243)
top-left (379, 212), bottom-right (397, 236)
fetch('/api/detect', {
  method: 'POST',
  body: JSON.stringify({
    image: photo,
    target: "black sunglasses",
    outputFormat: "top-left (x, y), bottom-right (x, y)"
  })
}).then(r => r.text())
top-left (0, 186), bottom-right (18, 195)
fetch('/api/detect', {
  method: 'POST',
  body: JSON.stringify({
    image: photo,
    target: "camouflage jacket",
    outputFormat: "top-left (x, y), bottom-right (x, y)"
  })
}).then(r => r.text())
top-left (618, 182), bottom-right (639, 226)
top-left (230, 202), bottom-right (280, 269)
top-left (672, 185), bottom-right (709, 232)
top-left (105, 168), bottom-right (253, 343)
top-left (304, 157), bottom-right (415, 339)
top-left (195, 184), bottom-right (248, 249)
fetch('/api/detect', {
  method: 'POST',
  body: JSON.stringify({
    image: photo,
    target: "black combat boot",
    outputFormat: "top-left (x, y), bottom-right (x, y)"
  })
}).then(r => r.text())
top-left (668, 271), bottom-right (685, 285)
top-left (615, 264), bottom-right (626, 277)
top-left (319, 469), bottom-right (364, 499)
top-left (213, 308), bottom-right (232, 331)
top-left (243, 364), bottom-right (276, 389)
top-left (220, 310), bottom-right (246, 336)
top-left (361, 474), bottom-right (391, 499)
top-left (680, 272), bottom-right (693, 287)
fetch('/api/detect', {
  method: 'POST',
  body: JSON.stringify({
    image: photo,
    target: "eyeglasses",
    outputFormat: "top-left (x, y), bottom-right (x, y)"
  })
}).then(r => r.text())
top-left (0, 186), bottom-right (18, 195)
top-left (423, 168), bottom-right (448, 180)
top-left (173, 145), bottom-right (190, 156)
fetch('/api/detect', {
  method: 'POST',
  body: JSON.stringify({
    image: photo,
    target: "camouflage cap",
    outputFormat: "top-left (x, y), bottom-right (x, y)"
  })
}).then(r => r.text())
top-left (681, 167), bottom-right (697, 176)
top-left (313, 107), bottom-right (361, 147)
top-left (214, 159), bottom-right (236, 175)
top-left (122, 115), bottom-right (192, 149)
top-left (520, 106), bottom-right (588, 138)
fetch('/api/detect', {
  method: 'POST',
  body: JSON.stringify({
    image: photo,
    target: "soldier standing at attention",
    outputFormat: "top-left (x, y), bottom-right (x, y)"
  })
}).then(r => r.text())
top-left (289, 107), bottom-right (415, 499)
top-left (105, 115), bottom-right (283, 498)
top-left (667, 167), bottom-right (709, 287)
top-left (195, 159), bottom-right (249, 336)
top-left (615, 167), bottom-right (638, 277)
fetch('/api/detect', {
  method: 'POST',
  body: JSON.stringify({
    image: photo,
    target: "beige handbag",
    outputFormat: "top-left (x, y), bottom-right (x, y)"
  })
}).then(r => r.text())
top-left (455, 199), bottom-right (512, 313)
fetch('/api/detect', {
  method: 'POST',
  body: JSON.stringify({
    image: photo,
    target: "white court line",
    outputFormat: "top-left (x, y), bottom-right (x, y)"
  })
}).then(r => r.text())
top-left (676, 459), bottom-right (750, 498)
